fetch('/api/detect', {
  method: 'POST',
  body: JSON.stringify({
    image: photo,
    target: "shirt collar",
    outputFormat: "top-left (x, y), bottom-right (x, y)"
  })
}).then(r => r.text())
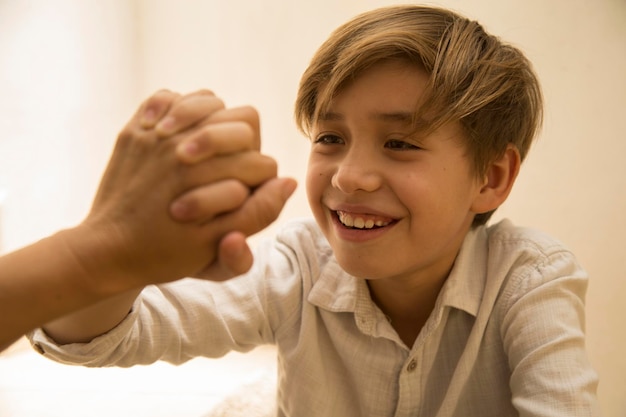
top-left (307, 259), bottom-right (361, 313)
top-left (307, 259), bottom-right (399, 341)
top-left (438, 225), bottom-right (489, 317)
top-left (307, 224), bottom-right (489, 319)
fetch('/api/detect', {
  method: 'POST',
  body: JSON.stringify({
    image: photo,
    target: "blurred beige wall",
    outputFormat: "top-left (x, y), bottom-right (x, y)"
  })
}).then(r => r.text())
top-left (0, 0), bottom-right (624, 415)
top-left (0, 0), bottom-right (140, 251)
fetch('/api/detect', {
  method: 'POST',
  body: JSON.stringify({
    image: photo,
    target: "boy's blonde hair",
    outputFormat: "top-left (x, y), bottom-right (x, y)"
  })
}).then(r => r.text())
top-left (295, 5), bottom-right (543, 226)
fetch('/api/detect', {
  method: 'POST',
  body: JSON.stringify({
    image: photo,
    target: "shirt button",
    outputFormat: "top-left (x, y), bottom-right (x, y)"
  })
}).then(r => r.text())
top-left (406, 358), bottom-right (417, 372)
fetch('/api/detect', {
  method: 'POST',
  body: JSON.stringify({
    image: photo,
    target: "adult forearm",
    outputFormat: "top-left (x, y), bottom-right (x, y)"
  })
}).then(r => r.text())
top-left (0, 228), bottom-right (139, 348)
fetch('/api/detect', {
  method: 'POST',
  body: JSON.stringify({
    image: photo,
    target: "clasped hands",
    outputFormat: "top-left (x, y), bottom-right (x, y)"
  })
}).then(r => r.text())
top-left (74, 89), bottom-right (296, 290)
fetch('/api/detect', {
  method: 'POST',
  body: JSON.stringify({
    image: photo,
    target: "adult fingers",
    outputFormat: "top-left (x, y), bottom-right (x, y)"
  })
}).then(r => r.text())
top-left (213, 177), bottom-right (297, 237)
top-left (139, 89), bottom-right (182, 129)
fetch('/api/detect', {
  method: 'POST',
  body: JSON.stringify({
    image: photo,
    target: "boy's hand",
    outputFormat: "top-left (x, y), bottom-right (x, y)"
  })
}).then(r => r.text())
top-left (74, 90), bottom-right (295, 292)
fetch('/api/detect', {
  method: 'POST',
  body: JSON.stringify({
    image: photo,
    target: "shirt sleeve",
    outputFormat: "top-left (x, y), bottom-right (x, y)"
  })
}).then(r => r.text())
top-left (27, 233), bottom-right (304, 368)
top-left (500, 248), bottom-right (601, 417)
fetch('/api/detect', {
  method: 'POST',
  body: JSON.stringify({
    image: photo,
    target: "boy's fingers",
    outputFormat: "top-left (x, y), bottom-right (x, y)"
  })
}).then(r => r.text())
top-left (189, 231), bottom-right (254, 281)
top-left (217, 232), bottom-right (254, 276)
top-left (205, 106), bottom-right (261, 150)
top-left (155, 93), bottom-right (226, 137)
top-left (169, 179), bottom-right (250, 223)
top-left (180, 152), bottom-right (278, 193)
top-left (176, 121), bottom-right (257, 164)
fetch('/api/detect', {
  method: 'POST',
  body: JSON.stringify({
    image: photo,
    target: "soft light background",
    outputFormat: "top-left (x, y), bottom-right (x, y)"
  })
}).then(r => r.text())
top-left (0, 0), bottom-right (624, 416)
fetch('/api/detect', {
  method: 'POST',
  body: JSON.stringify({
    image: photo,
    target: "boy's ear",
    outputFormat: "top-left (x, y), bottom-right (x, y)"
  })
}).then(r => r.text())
top-left (471, 144), bottom-right (521, 215)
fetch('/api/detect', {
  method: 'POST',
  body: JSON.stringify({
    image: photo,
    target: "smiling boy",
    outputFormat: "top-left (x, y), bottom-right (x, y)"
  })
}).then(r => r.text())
top-left (30, 5), bottom-right (599, 416)
top-left (305, 60), bottom-right (502, 346)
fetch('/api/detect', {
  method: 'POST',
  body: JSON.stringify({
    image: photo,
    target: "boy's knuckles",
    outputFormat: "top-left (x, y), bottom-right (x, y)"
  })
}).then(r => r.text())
top-left (156, 96), bottom-right (227, 136)
top-left (206, 106), bottom-right (261, 147)
top-left (193, 121), bottom-right (256, 156)
top-left (232, 106), bottom-right (260, 128)
top-left (180, 152), bottom-right (277, 189)
top-left (222, 121), bottom-right (256, 143)
top-left (208, 106), bottom-right (259, 124)
top-left (175, 95), bottom-right (225, 118)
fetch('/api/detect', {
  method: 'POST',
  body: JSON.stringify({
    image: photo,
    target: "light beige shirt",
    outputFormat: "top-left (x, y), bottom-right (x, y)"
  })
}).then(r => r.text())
top-left (30, 218), bottom-right (600, 416)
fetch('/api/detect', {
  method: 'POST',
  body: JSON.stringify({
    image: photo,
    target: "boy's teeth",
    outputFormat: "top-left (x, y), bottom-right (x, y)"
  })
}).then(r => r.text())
top-left (337, 211), bottom-right (390, 229)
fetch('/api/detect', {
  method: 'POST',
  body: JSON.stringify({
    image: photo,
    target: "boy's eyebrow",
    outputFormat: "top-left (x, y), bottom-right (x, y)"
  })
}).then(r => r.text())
top-left (372, 111), bottom-right (415, 124)
top-left (317, 111), bottom-right (344, 121)
top-left (318, 111), bottom-right (416, 124)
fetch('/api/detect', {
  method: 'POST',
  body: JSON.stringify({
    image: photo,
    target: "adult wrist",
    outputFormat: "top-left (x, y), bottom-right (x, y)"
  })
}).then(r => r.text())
top-left (55, 224), bottom-right (143, 299)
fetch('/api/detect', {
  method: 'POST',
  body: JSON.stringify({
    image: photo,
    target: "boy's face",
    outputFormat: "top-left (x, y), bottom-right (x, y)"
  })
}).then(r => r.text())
top-left (306, 60), bottom-right (486, 285)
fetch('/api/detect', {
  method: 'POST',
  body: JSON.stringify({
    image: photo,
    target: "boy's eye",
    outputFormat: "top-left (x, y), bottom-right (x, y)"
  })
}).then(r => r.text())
top-left (314, 134), bottom-right (343, 145)
top-left (385, 139), bottom-right (420, 150)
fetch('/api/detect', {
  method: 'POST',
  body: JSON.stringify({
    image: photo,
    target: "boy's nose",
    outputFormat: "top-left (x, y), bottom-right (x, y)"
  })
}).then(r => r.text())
top-left (331, 154), bottom-right (382, 194)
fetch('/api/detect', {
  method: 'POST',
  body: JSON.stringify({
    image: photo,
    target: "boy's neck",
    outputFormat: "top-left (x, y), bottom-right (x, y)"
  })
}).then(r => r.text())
top-left (366, 272), bottom-right (449, 347)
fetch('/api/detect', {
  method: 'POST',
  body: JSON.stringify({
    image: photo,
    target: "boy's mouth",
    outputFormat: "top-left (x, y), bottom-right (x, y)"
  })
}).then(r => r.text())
top-left (335, 210), bottom-right (394, 229)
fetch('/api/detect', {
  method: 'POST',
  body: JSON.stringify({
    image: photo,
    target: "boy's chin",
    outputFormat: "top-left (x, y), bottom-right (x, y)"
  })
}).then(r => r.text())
top-left (335, 258), bottom-right (389, 281)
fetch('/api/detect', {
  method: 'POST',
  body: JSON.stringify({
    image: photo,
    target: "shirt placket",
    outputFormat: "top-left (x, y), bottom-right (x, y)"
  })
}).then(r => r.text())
top-left (393, 349), bottom-right (422, 416)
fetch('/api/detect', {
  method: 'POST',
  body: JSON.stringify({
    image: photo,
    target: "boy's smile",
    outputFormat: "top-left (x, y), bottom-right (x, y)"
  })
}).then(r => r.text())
top-left (306, 59), bottom-right (487, 289)
top-left (336, 210), bottom-right (394, 229)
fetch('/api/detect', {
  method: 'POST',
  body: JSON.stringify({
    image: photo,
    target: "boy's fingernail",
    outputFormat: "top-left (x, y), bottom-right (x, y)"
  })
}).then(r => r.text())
top-left (182, 142), bottom-right (199, 156)
top-left (156, 116), bottom-right (176, 134)
top-left (176, 142), bottom-right (199, 162)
